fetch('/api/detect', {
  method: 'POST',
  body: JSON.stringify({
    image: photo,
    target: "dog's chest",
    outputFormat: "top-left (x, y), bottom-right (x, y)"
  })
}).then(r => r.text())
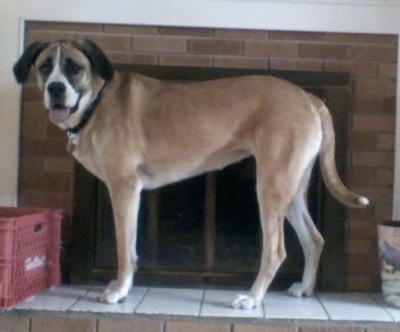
top-left (67, 132), bottom-right (105, 180)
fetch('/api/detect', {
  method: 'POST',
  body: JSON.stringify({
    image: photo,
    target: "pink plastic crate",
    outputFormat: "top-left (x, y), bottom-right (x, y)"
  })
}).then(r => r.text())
top-left (0, 207), bottom-right (62, 308)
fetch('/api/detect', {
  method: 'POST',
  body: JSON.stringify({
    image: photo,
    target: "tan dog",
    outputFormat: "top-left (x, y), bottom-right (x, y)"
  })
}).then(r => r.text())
top-left (13, 39), bottom-right (369, 309)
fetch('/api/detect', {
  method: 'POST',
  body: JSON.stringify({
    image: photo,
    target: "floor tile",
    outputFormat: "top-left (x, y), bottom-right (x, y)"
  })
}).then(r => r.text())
top-left (370, 293), bottom-right (400, 322)
top-left (69, 286), bottom-right (147, 314)
top-left (135, 287), bottom-right (203, 316)
top-left (318, 293), bottom-right (394, 322)
top-left (15, 285), bottom-right (89, 311)
top-left (263, 292), bottom-right (328, 320)
top-left (201, 290), bottom-right (263, 318)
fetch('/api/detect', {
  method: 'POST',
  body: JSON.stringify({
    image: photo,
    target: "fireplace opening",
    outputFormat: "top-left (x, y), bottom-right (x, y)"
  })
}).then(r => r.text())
top-left (70, 66), bottom-right (351, 291)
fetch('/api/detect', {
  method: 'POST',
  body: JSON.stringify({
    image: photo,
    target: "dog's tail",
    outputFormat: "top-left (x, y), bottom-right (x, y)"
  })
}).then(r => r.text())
top-left (315, 96), bottom-right (369, 208)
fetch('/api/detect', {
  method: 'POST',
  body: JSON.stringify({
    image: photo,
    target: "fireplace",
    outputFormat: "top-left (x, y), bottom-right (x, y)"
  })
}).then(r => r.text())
top-left (69, 65), bottom-right (351, 290)
top-left (18, 22), bottom-right (397, 292)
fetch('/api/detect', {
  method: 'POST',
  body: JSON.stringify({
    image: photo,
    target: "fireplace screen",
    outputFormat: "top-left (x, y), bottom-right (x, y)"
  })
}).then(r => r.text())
top-left (70, 66), bottom-right (350, 290)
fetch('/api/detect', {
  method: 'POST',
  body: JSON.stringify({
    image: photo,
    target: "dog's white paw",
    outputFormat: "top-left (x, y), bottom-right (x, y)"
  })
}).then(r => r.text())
top-left (98, 280), bottom-right (130, 304)
top-left (287, 282), bottom-right (314, 297)
top-left (231, 294), bottom-right (259, 310)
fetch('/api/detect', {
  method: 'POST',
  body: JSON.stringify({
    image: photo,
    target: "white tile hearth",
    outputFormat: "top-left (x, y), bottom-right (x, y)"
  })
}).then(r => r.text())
top-left (6, 285), bottom-right (400, 323)
top-left (135, 287), bottom-right (203, 316)
top-left (263, 291), bottom-right (328, 320)
top-left (69, 286), bottom-right (148, 314)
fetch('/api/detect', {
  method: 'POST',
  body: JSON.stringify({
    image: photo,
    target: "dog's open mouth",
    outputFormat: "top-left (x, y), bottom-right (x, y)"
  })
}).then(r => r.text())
top-left (49, 107), bottom-right (70, 123)
top-left (48, 96), bottom-right (81, 124)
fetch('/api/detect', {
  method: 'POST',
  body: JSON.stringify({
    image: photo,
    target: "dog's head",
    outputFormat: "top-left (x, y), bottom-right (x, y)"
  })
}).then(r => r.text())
top-left (13, 39), bottom-right (114, 129)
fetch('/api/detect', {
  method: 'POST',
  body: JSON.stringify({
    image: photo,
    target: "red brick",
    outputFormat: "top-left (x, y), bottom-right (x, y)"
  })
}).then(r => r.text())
top-left (20, 156), bottom-right (44, 179)
top-left (21, 138), bottom-right (68, 156)
top-left (348, 221), bottom-right (377, 240)
top-left (299, 43), bottom-right (351, 59)
top-left (78, 34), bottom-right (130, 52)
top-left (368, 328), bottom-right (400, 332)
top-left (235, 325), bottom-right (296, 332)
top-left (352, 114), bottom-right (395, 132)
top-left (346, 275), bottom-right (373, 292)
top-left (351, 96), bottom-right (396, 113)
top-left (349, 131), bottom-right (377, 149)
top-left (159, 26), bottom-right (214, 37)
top-left (384, 81), bottom-right (397, 97)
top-left (348, 257), bottom-right (380, 275)
top-left (377, 133), bottom-right (394, 150)
top-left (23, 101), bottom-right (47, 118)
top-left (189, 39), bottom-right (243, 55)
top-left (324, 61), bottom-right (378, 77)
top-left (98, 319), bottom-right (162, 332)
top-left (271, 30), bottom-right (324, 41)
top-left (376, 169), bottom-right (394, 185)
top-left (31, 316), bottom-right (96, 332)
top-left (104, 24), bottom-right (158, 35)
top-left (357, 185), bottom-right (393, 203)
top-left (300, 327), bottom-right (364, 332)
top-left (214, 56), bottom-right (268, 69)
top-left (347, 205), bottom-right (375, 222)
top-left (347, 167), bottom-right (376, 184)
top-left (26, 31), bottom-right (76, 44)
top-left (352, 45), bottom-right (397, 62)
top-left (21, 118), bottom-right (46, 139)
top-left (166, 322), bottom-right (230, 332)
top-left (26, 21), bottom-right (50, 30)
top-left (22, 85), bottom-right (42, 101)
top-left (20, 173), bottom-right (71, 192)
top-left (46, 121), bottom-right (66, 138)
top-left (108, 52), bottom-right (158, 65)
top-left (375, 204), bottom-right (393, 220)
top-left (215, 28), bottom-right (268, 39)
top-left (346, 239), bottom-right (372, 255)
top-left (354, 78), bottom-right (390, 96)
top-left (44, 156), bottom-right (74, 174)
top-left (379, 63), bottom-right (397, 78)
top-left (270, 58), bottom-right (322, 71)
top-left (0, 315), bottom-right (30, 332)
top-left (159, 54), bottom-right (212, 67)
top-left (133, 36), bottom-right (187, 53)
top-left (326, 33), bottom-right (397, 44)
top-left (46, 22), bottom-right (103, 32)
top-left (245, 40), bottom-right (297, 57)
top-left (20, 192), bottom-right (73, 210)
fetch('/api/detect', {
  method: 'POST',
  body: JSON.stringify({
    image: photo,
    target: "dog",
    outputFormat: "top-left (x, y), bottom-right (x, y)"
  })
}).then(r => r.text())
top-left (13, 39), bottom-right (369, 309)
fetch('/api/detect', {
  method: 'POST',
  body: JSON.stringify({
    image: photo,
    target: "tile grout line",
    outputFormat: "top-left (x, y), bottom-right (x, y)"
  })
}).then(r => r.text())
top-left (66, 286), bottom-right (93, 312)
top-left (132, 287), bottom-right (150, 314)
top-left (367, 292), bottom-right (396, 322)
top-left (198, 288), bottom-right (206, 317)
top-left (314, 292), bottom-right (332, 321)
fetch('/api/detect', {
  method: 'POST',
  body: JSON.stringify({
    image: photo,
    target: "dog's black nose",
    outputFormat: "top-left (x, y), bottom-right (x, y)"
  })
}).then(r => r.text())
top-left (47, 82), bottom-right (66, 98)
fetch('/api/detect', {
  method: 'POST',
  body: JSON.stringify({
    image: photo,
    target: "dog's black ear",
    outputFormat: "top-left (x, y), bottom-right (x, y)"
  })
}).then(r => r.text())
top-left (74, 39), bottom-right (114, 81)
top-left (13, 42), bottom-right (48, 84)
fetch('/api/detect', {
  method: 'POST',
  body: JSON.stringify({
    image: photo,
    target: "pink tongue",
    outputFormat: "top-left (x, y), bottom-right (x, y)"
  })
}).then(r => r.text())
top-left (49, 109), bottom-right (70, 123)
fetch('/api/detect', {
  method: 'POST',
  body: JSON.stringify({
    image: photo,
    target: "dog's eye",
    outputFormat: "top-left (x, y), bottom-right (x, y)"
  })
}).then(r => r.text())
top-left (38, 60), bottom-right (53, 76)
top-left (65, 59), bottom-right (82, 76)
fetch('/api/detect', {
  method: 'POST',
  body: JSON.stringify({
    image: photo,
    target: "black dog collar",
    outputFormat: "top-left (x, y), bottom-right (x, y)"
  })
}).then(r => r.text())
top-left (67, 83), bottom-right (107, 134)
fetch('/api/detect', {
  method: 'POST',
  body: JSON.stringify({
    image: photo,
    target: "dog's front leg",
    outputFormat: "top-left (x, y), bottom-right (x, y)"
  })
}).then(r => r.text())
top-left (98, 180), bottom-right (142, 304)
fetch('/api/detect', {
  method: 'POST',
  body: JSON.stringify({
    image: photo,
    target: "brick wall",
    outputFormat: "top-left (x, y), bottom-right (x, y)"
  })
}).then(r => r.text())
top-left (20, 22), bottom-right (398, 291)
top-left (1, 314), bottom-right (398, 332)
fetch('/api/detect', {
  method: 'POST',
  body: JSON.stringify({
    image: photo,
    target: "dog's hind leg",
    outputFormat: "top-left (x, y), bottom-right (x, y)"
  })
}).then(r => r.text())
top-left (286, 163), bottom-right (324, 297)
top-left (232, 146), bottom-right (302, 309)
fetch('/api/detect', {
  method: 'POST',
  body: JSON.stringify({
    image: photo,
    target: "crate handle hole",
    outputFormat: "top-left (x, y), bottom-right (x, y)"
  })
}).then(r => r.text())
top-left (34, 224), bottom-right (43, 233)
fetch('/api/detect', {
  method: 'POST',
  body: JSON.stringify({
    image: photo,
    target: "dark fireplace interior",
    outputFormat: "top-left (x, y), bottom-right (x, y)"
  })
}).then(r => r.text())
top-left (70, 66), bottom-right (351, 291)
